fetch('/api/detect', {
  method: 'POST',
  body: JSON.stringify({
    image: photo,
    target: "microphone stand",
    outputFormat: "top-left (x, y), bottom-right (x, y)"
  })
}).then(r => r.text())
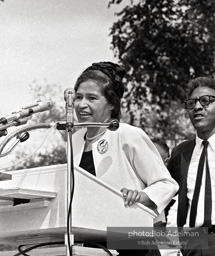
top-left (65, 122), bottom-right (74, 256)
top-left (57, 117), bottom-right (119, 256)
top-left (64, 89), bottom-right (75, 256)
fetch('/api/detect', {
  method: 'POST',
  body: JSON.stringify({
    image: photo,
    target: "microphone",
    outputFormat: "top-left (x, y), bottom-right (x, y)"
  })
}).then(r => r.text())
top-left (108, 119), bottom-right (120, 131)
top-left (18, 132), bottom-right (30, 143)
top-left (0, 100), bottom-right (53, 125)
top-left (64, 88), bottom-right (74, 129)
top-left (0, 117), bottom-right (32, 132)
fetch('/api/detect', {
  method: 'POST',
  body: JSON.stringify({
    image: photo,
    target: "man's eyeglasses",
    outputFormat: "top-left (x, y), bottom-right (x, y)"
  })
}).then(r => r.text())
top-left (185, 95), bottom-right (215, 109)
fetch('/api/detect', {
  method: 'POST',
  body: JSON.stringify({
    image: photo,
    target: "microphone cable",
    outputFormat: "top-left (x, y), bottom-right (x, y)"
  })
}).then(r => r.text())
top-left (13, 240), bottom-right (114, 256)
top-left (66, 130), bottom-right (75, 256)
top-left (13, 241), bottom-right (64, 256)
top-left (85, 241), bottom-right (114, 256)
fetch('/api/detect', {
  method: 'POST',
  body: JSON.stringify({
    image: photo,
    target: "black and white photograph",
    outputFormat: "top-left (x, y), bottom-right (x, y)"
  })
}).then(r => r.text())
top-left (0, 1), bottom-right (215, 255)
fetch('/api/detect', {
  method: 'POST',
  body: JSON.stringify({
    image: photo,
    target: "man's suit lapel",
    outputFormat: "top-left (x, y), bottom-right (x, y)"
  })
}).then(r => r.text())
top-left (177, 139), bottom-right (195, 226)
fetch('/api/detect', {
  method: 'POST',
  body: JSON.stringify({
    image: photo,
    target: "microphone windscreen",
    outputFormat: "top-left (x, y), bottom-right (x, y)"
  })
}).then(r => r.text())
top-left (108, 119), bottom-right (119, 131)
top-left (64, 88), bottom-right (74, 102)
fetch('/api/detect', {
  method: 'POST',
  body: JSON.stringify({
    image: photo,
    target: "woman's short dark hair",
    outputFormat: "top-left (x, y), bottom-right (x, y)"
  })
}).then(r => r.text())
top-left (187, 77), bottom-right (215, 97)
top-left (74, 61), bottom-right (125, 120)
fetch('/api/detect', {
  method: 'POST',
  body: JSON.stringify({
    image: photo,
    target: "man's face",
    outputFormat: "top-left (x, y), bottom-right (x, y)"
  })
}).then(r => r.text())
top-left (188, 86), bottom-right (215, 136)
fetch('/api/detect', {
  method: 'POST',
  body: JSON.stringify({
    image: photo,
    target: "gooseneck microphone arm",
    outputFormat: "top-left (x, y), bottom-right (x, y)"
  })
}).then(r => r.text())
top-left (0, 132), bottom-right (30, 158)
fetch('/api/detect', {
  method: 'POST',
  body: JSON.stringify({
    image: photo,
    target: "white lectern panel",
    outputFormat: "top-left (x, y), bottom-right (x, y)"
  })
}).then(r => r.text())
top-left (0, 164), bottom-right (156, 244)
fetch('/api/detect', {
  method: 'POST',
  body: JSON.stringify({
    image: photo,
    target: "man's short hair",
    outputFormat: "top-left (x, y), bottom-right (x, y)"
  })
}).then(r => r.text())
top-left (187, 77), bottom-right (215, 97)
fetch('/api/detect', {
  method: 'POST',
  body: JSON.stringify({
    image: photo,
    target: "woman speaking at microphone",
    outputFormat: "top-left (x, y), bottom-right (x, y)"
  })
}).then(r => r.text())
top-left (72, 61), bottom-right (178, 256)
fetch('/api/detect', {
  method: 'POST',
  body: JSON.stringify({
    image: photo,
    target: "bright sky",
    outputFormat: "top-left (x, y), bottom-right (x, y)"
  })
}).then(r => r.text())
top-left (0, 0), bottom-right (123, 117)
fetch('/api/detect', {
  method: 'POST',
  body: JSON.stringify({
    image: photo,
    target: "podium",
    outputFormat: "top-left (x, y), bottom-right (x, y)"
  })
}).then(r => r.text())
top-left (0, 164), bottom-right (156, 255)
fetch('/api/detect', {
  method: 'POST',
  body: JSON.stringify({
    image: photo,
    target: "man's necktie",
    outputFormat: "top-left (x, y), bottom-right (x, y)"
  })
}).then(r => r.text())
top-left (189, 141), bottom-right (212, 227)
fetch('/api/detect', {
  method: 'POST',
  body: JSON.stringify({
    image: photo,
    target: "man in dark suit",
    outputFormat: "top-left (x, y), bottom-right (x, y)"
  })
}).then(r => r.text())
top-left (168, 77), bottom-right (215, 256)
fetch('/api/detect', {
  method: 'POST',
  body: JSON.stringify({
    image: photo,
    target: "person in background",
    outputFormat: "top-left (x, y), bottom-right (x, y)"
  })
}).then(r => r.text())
top-left (72, 61), bottom-right (178, 256)
top-left (151, 137), bottom-right (171, 227)
top-left (151, 138), bottom-right (170, 167)
top-left (168, 77), bottom-right (215, 256)
top-left (150, 138), bottom-right (180, 256)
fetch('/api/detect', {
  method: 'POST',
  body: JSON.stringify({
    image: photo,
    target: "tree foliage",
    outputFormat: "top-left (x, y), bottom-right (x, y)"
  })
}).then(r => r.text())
top-left (109, 0), bottom-right (215, 141)
top-left (13, 144), bottom-right (67, 170)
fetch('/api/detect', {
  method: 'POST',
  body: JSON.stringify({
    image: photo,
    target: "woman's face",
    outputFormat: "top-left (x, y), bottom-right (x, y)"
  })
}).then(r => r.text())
top-left (74, 80), bottom-right (113, 123)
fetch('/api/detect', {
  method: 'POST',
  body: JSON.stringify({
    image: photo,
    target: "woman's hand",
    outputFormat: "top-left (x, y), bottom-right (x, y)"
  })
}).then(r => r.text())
top-left (120, 188), bottom-right (141, 206)
top-left (120, 188), bottom-right (157, 210)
